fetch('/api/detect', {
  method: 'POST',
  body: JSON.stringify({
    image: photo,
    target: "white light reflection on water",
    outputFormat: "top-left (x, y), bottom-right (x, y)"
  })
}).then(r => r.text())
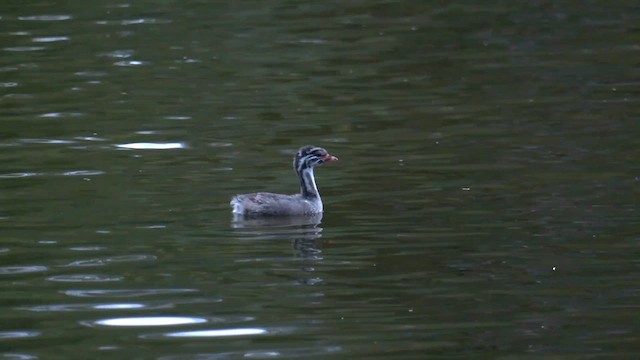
top-left (4, 46), bottom-right (46, 52)
top-left (32, 36), bottom-right (69, 42)
top-left (0, 172), bottom-right (41, 179)
top-left (166, 328), bottom-right (267, 338)
top-left (156, 346), bottom-right (343, 360)
top-left (18, 15), bottom-right (72, 21)
top-left (114, 60), bottom-right (146, 67)
top-left (69, 246), bottom-right (107, 251)
top-left (60, 170), bottom-right (105, 176)
top-left (46, 274), bottom-right (122, 282)
top-left (93, 316), bottom-right (207, 327)
top-left (95, 18), bottom-right (171, 26)
top-left (20, 137), bottom-right (75, 143)
top-left (93, 303), bottom-right (146, 310)
top-left (0, 265), bottom-right (48, 275)
top-left (37, 112), bottom-right (83, 118)
top-left (116, 142), bottom-right (186, 150)
top-left (21, 303), bottom-right (146, 312)
top-left (0, 171), bottom-right (105, 178)
top-left (65, 254), bottom-right (156, 267)
top-left (1, 353), bottom-right (38, 360)
top-left (0, 331), bottom-right (40, 339)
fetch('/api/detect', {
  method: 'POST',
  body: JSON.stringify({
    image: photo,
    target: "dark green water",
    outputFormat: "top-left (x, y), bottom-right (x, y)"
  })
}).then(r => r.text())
top-left (1, 1), bottom-right (639, 359)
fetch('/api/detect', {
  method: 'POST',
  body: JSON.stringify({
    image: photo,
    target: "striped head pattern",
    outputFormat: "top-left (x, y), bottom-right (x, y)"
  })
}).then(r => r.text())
top-left (294, 145), bottom-right (338, 174)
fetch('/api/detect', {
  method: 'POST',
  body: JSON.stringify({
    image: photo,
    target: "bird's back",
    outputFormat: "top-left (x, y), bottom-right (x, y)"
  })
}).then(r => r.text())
top-left (230, 192), bottom-right (322, 217)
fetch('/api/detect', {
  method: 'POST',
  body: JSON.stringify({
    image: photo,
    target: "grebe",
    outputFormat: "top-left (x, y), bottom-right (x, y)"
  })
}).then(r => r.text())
top-left (230, 145), bottom-right (338, 217)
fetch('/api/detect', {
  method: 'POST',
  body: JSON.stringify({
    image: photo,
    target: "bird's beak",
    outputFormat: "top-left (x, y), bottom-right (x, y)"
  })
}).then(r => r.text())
top-left (323, 154), bottom-right (338, 162)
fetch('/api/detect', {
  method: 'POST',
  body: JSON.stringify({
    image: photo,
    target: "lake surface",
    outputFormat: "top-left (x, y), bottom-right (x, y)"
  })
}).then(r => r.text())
top-left (1, 1), bottom-right (639, 359)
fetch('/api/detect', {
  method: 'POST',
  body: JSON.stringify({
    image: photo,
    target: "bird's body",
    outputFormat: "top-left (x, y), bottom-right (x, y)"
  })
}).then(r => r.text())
top-left (231, 192), bottom-right (322, 216)
top-left (230, 145), bottom-right (337, 217)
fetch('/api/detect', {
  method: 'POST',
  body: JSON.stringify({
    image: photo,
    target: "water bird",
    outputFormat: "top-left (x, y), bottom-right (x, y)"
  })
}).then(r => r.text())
top-left (231, 145), bottom-right (338, 217)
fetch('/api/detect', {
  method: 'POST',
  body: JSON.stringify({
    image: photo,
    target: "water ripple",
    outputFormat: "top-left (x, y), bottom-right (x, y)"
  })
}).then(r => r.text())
top-left (22, 300), bottom-right (221, 313)
top-left (38, 112), bottom-right (83, 118)
top-left (165, 328), bottom-right (267, 338)
top-left (156, 345), bottom-right (342, 360)
top-left (47, 274), bottom-right (122, 282)
top-left (101, 49), bottom-right (134, 59)
top-left (90, 316), bottom-right (207, 327)
top-left (69, 246), bottom-right (107, 251)
top-left (297, 38), bottom-right (328, 45)
top-left (74, 136), bottom-right (107, 141)
top-left (65, 254), bottom-right (156, 267)
top-left (63, 288), bottom-right (197, 298)
top-left (74, 71), bottom-right (108, 77)
top-left (0, 172), bottom-right (41, 179)
top-left (21, 303), bottom-right (146, 312)
top-left (1, 353), bottom-right (38, 360)
top-left (164, 115), bottom-right (191, 120)
top-left (209, 142), bottom-right (233, 147)
top-left (116, 142), bottom-right (186, 150)
top-left (18, 15), bottom-right (72, 21)
top-left (32, 36), bottom-right (69, 42)
top-left (95, 18), bottom-right (171, 26)
top-left (0, 331), bottom-right (40, 339)
top-left (21, 138), bottom-right (75, 144)
top-left (93, 303), bottom-right (147, 310)
top-left (4, 46), bottom-right (46, 52)
top-left (114, 60), bottom-right (147, 67)
top-left (0, 265), bottom-right (48, 275)
top-left (60, 170), bottom-right (105, 176)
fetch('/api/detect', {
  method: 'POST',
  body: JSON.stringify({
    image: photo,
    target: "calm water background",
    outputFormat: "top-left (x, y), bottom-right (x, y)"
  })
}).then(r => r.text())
top-left (1, 1), bottom-right (639, 359)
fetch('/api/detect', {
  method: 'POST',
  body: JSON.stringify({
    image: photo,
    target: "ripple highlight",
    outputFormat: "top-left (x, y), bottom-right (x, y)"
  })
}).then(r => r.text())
top-left (93, 316), bottom-right (207, 327)
top-left (0, 172), bottom-right (41, 179)
top-left (0, 331), bottom-right (40, 339)
top-left (63, 288), bottom-right (197, 298)
top-left (60, 170), bottom-right (105, 176)
top-left (116, 142), bottom-right (186, 150)
top-left (18, 15), bottom-right (72, 21)
top-left (47, 274), bottom-right (122, 282)
top-left (166, 328), bottom-right (267, 338)
top-left (0, 265), bottom-right (48, 275)
top-left (32, 36), bottom-right (69, 42)
top-left (65, 254), bottom-right (156, 267)
top-left (22, 303), bottom-right (146, 312)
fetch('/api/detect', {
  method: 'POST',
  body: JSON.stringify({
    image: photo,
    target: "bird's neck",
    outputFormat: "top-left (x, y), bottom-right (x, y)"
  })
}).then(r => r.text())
top-left (298, 167), bottom-right (320, 199)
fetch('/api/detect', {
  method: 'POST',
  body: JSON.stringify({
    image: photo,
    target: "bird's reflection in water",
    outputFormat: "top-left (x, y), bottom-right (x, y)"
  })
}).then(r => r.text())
top-left (231, 213), bottom-right (324, 260)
